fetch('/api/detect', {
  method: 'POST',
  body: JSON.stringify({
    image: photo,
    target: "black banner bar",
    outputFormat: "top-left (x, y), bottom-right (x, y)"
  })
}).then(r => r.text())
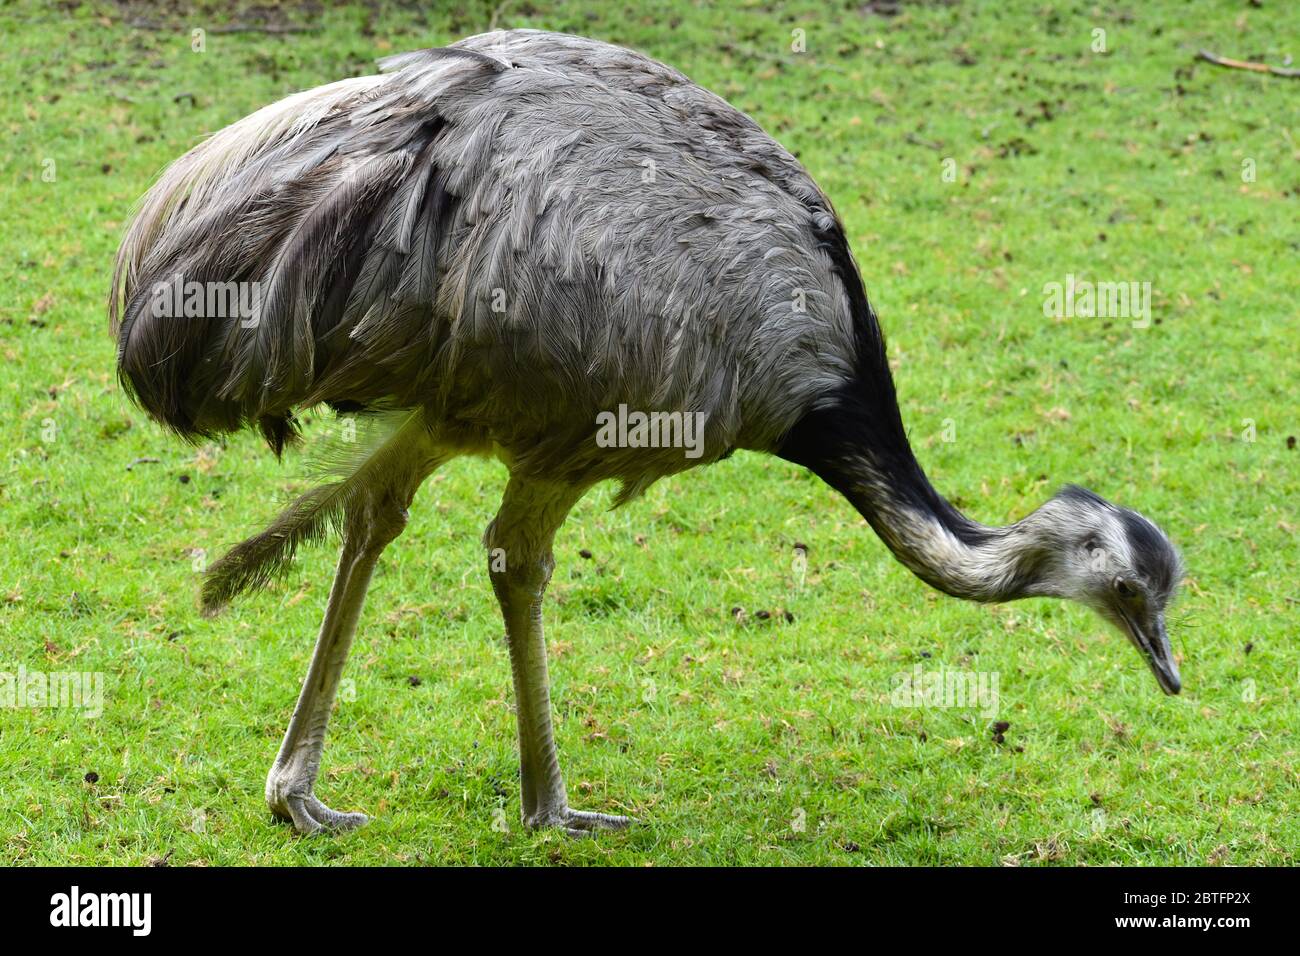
top-left (0, 866), bottom-right (1277, 941)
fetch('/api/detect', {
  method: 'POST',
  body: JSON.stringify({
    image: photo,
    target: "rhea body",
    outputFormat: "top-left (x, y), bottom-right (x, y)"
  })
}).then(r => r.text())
top-left (111, 30), bottom-right (1183, 836)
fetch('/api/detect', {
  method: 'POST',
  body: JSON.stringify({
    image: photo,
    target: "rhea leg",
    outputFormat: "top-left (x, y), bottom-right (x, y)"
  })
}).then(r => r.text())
top-left (486, 476), bottom-right (631, 836)
top-left (264, 493), bottom-right (413, 834)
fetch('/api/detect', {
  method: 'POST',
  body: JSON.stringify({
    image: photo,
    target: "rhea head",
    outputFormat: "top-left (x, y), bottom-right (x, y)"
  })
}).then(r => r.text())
top-left (1027, 486), bottom-right (1185, 694)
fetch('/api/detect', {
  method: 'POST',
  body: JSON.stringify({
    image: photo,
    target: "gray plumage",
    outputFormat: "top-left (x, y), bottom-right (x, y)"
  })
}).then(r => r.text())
top-left (110, 30), bottom-right (1184, 837)
top-left (112, 32), bottom-right (849, 488)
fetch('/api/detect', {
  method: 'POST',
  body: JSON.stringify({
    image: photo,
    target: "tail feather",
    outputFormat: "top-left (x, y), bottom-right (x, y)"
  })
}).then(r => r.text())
top-left (200, 408), bottom-right (430, 615)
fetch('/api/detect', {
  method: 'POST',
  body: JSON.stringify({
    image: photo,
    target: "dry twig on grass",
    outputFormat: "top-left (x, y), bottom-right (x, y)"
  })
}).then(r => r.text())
top-left (1197, 50), bottom-right (1300, 79)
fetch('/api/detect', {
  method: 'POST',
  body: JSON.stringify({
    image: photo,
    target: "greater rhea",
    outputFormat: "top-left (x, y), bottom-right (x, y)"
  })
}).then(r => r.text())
top-left (111, 30), bottom-right (1183, 836)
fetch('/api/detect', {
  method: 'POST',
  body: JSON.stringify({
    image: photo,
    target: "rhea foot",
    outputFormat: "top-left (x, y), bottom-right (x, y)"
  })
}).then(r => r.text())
top-left (267, 771), bottom-right (368, 835)
top-left (528, 805), bottom-right (633, 839)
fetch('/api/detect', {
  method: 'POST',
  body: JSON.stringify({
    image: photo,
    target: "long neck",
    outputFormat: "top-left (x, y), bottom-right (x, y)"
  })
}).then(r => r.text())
top-left (776, 391), bottom-right (1048, 604)
top-left (834, 450), bottom-right (1045, 603)
top-left (779, 219), bottom-right (1050, 603)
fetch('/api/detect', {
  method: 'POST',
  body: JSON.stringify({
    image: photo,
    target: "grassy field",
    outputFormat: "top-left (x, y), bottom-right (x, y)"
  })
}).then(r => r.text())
top-left (1, 0), bottom-right (1296, 866)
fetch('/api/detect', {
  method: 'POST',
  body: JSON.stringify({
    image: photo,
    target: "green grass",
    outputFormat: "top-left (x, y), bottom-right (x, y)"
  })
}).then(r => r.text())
top-left (1, 0), bottom-right (1296, 866)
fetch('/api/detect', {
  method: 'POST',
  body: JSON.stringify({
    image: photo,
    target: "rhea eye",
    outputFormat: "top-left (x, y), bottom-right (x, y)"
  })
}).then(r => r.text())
top-left (1083, 539), bottom-right (1099, 553)
top-left (1113, 577), bottom-right (1135, 598)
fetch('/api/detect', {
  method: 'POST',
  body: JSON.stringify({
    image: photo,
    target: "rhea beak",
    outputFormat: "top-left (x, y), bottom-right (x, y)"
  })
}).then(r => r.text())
top-left (1118, 609), bottom-right (1181, 695)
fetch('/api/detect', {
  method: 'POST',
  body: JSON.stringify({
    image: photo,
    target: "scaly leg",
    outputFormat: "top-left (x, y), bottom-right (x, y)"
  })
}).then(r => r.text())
top-left (485, 476), bottom-right (632, 837)
top-left (265, 483), bottom-right (425, 835)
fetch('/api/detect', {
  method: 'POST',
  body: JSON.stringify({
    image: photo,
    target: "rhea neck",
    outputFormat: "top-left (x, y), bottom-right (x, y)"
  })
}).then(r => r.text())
top-left (776, 392), bottom-right (1052, 604)
top-left (778, 220), bottom-right (1058, 603)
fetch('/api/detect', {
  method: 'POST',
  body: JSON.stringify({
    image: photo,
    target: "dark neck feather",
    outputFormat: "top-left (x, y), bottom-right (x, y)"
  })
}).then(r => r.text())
top-left (777, 221), bottom-right (1043, 603)
top-left (777, 397), bottom-right (1045, 602)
